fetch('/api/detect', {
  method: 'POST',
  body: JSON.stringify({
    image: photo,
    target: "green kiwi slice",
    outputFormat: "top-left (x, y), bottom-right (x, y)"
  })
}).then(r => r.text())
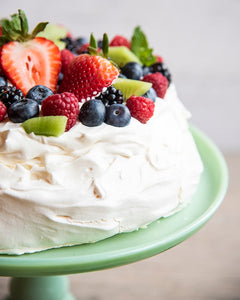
top-left (108, 46), bottom-right (142, 68)
top-left (37, 24), bottom-right (67, 50)
top-left (113, 78), bottom-right (152, 100)
top-left (22, 116), bottom-right (67, 137)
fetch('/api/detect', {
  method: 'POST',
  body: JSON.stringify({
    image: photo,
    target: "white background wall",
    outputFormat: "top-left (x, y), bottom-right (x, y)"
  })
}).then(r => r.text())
top-left (1, 0), bottom-right (239, 152)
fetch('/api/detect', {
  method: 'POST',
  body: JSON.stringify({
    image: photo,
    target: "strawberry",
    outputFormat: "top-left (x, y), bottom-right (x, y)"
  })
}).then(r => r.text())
top-left (41, 92), bottom-right (79, 131)
top-left (110, 35), bottom-right (131, 49)
top-left (59, 54), bottom-right (119, 102)
top-left (126, 96), bottom-right (155, 124)
top-left (0, 10), bottom-right (61, 96)
top-left (142, 73), bottom-right (168, 99)
top-left (60, 49), bottom-right (75, 75)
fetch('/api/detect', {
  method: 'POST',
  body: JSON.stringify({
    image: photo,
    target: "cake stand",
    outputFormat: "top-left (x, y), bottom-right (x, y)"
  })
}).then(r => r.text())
top-left (0, 126), bottom-right (228, 300)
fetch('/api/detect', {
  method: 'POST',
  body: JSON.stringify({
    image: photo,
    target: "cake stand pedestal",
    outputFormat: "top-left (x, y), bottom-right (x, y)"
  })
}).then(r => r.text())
top-left (0, 127), bottom-right (228, 300)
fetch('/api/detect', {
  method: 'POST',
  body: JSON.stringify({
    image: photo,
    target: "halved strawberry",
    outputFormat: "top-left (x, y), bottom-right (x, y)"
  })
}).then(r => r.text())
top-left (0, 10), bottom-right (61, 96)
top-left (1, 38), bottom-right (61, 95)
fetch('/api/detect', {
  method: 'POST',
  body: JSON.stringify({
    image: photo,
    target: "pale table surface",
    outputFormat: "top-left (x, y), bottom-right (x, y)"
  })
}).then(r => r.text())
top-left (0, 153), bottom-right (239, 300)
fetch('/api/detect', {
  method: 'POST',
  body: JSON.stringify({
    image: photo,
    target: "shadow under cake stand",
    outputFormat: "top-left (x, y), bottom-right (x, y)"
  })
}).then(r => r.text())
top-left (0, 127), bottom-right (228, 300)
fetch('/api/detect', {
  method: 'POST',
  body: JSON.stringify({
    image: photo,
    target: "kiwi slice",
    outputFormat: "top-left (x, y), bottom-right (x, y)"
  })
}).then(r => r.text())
top-left (37, 24), bottom-right (67, 50)
top-left (22, 116), bottom-right (67, 137)
top-left (108, 46), bottom-right (142, 68)
top-left (113, 78), bottom-right (152, 100)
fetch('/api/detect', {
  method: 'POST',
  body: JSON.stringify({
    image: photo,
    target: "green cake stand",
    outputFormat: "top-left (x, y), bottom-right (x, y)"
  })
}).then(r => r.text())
top-left (0, 126), bottom-right (228, 300)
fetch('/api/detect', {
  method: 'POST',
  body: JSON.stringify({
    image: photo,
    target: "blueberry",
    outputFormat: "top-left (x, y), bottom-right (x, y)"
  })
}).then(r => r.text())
top-left (142, 87), bottom-right (157, 102)
top-left (0, 77), bottom-right (8, 87)
top-left (118, 73), bottom-right (127, 79)
top-left (8, 99), bottom-right (39, 123)
top-left (26, 85), bottom-right (54, 104)
top-left (142, 65), bottom-right (150, 76)
top-left (105, 104), bottom-right (131, 127)
top-left (79, 99), bottom-right (106, 127)
top-left (121, 62), bottom-right (143, 80)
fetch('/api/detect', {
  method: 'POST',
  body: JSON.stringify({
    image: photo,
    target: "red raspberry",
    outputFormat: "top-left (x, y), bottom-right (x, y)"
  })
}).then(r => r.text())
top-left (155, 55), bottom-right (163, 63)
top-left (60, 49), bottom-right (75, 75)
top-left (142, 73), bottom-right (168, 99)
top-left (126, 96), bottom-right (155, 124)
top-left (109, 35), bottom-right (131, 49)
top-left (41, 92), bottom-right (79, 131)
top-left (0, 101), bottom-right (7, 121)
top-left (77, 43), bottom-right (90, 54)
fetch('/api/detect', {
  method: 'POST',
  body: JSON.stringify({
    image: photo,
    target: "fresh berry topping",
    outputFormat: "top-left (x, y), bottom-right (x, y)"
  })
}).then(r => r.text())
top-left (61, 36), bottom-right (88, 54)
top-left (0, 101), bottom-right (7, 121)
top-left (1, 38), bottom-right (61, 96)
top-left (58, 54), bottom-right (119, 102)
top-left (142, 65), bottom-right (150, 76)
top-left (26, 85), bottom-right (54, 104)
top-left (77, 43), bottom-right (90, 54)
top-left (142, 87), bottom-right (157, 103)
top-left (79, 99), bottom-right (106, 127)
top-left (109, 35), bottom-right (131, 49)
top-left (142, 73), bottom-right (168, 99)
top-left (149, 62), bottom-right (171, 84)
top-left (41, 92), bottom-right (79, 131)
top-left (0, 76), bottom-right (8, 87)
top-left (0, 10), bottom-right (61, 96)
top-left (8, 99), bottom-right (39, 123)
top-left (0, 86), bottom-right (24, 108)
top-left (126, 96), bottom-right (155, 124)
top-left (105, 104), bottom-right (131, 127)
top-left (155, 55), bottom-right (163, 63)
top-left (121, 62), bottom-right (143, 80)
top-left (60, 49), bottom-right (75, 75)
top-left (96, 86), bottom-right (123, 107)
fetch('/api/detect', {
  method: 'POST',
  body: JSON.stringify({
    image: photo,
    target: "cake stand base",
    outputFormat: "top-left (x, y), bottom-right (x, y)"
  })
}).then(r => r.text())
top-left (8, 276), bottom-right (75, 300)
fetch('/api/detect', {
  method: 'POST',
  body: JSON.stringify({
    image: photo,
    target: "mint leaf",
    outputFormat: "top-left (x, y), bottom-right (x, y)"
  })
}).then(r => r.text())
top-left (131, 26), bottom-right (156, 66)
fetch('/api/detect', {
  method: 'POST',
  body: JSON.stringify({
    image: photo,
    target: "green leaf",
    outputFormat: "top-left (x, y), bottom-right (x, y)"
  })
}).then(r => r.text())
top-left (90, 33), bottom-right (98, 50)
top-left (131, 26), bottom-right (156, 66)
top-left (9, 13), bottom-right (22, 32)
top-left (88, 46), bottom-right (98, 56)
top-left (31, 22), bottom-right (48, 38)
top-left (102, 33), bottom-right (109, 58)
top-left (18, 9), bottom-right (29, 37)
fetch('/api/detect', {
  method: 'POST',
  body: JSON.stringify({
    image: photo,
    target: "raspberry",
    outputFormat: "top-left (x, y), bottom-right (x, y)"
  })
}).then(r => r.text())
top-left (0, 101), bottom-right (7, 121)
top-left (109, 35), bottom-right (131, 49)
top-left (142, 73), bottom-right (168, 99)
top-left (77, 43), bottom-right (90, 54)
top-left (155, 55), bottom-right (163, 63)
top-left (60, 49), bottom-right (75, 75)
top-left (41, 92), bottom-right (79, 131)
top-left (126, 96), bottom-right (154, 124)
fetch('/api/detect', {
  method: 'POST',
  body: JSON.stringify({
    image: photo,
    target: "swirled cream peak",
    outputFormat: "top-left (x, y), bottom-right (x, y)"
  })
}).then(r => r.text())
top-left (0, 85), bottom-right (203, 254)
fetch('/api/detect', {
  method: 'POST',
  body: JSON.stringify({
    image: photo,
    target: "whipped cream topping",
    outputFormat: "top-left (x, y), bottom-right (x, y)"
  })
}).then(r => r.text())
top-left (0, 85), bottom-right (203, 254)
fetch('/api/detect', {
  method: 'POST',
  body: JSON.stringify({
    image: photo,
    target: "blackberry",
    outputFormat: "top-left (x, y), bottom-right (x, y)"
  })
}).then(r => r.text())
top-left (0, 76), bottom-right (8, 87)
top-left (0, 86), bottom-right (24, 108)
top-left (149, 62), bottom-right (172, 85)
top-left (96, 86), bottom-right (123, 107)
top-left (61, 36), bottom-right (88, 54)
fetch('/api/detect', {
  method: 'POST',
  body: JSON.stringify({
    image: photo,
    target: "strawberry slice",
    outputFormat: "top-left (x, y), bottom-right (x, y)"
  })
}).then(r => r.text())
top-left (0, 10), bottom-right (61, 96)
top-left (1, 37), bottom-right (61, 96)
